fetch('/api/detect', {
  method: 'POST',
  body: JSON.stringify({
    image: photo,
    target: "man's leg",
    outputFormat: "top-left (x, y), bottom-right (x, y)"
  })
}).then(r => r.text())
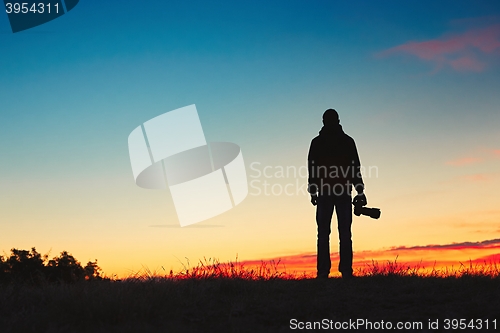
top-left (336, 194), bottom-right (353, 277)
top-left (316, 194), bottom-right (335, 278)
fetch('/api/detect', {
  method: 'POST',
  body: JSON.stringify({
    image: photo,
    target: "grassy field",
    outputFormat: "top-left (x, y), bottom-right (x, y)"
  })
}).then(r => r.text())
top-left (0, 259), bottom-right (499, 333)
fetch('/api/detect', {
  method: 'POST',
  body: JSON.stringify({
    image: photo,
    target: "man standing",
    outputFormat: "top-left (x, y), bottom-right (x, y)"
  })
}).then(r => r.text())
top-left (308, 109), bottom-right (366, 279)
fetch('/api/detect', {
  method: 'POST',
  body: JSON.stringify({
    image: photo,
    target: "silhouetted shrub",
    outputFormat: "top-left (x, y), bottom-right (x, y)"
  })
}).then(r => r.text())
top-left (83, 260), bottom-right (103, 281)
top-left (0, 247), bottom-right (103, 285)
top-left (46, 251), bottom-right (85, 283)
top-left (2, 248), bottom-right (46, 284)
top-left (0, 255), bottom-right (6, 282)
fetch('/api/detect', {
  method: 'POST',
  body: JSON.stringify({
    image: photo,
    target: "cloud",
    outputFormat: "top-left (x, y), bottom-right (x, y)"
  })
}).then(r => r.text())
top-left (446, 148), bottom-right (500, 166)
top-left (387, 238), bottom-right (500, 251)
top-left (446, 157), bottom-right (483, 166)
top-left (240, 238), bottom-right (500, 275)
top-left (474, 253), bottom-right (500, 262)
top-left (449, 56), bottom-right (485, 72)
top-left (460, 173), bottom-right (496, 183)
top-left (377, 23), bottom-right (500, 73)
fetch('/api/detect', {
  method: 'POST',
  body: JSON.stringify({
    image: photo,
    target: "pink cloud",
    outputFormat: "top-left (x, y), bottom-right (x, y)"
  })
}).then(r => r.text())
top-left (461, 173), bottom-right (495, 183)
top-left (388, 238), bottom-right (500, 251)
top-left (446, 156), bottom-right (483, 166)
top-left (238, 239), bottom-right (500, 276)
top-left (377, 23), bottom-right (500, 73)
top-left (450, 56), bottom-right (486, 71)
top-left (446, 148), bottom-right (500, 167)
top-left (474, 253), bottom-right (500, 262)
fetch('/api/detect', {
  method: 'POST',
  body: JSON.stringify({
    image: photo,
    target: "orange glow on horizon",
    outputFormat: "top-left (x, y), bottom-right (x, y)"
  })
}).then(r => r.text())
top-left (238, 239), bottom-right (500, 277)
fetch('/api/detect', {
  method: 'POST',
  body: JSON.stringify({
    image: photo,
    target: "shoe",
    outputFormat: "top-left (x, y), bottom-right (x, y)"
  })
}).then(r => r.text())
top-left (316, 273), bottom-right (329, 279)
top-left (341, 273), bottom-right (355, 280)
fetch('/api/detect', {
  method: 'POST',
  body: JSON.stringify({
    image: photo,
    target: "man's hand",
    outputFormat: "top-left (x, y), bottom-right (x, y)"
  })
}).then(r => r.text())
top-left (352, 193), bottom-right (367, 207)
top-left (310, 194), bottom-right (317, 206)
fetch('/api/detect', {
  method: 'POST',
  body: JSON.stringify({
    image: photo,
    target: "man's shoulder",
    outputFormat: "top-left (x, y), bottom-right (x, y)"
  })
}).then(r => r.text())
top-left (342, 132), bottom-right (356, 144)
top-left (311, 133), bottom-right (354, 144)
top-left (310, 135), bottom-right (321, 144)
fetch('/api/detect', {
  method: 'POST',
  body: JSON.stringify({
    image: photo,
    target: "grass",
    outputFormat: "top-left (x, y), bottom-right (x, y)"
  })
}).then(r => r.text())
top-left (357, 256), bottom-right (500, 278)
top-left (127, 257), bottom-right (310, 281)
top-left (0, 258), bottom-right (499, 333)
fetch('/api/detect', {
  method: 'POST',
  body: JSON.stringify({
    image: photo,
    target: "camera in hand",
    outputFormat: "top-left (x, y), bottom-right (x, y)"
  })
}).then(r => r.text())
top-left (353, 203), bottom-right (381, 219)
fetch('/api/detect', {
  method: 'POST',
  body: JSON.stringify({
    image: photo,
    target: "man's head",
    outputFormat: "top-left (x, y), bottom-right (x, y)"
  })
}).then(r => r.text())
top-left (322, 109), bottom-right (339, 125)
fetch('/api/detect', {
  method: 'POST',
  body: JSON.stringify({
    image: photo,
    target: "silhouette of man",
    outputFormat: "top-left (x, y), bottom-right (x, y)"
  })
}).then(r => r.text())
top-left (308, 109), bottom-right (366, 279)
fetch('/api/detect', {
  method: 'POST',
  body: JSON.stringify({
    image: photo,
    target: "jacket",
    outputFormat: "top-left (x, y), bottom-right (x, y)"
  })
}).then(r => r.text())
top-left (307, 123), bottom-right (364, 195)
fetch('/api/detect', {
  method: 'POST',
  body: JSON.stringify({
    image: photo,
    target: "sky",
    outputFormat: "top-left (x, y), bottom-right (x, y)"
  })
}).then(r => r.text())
top-left (1, 0), bottom-right (499, 278)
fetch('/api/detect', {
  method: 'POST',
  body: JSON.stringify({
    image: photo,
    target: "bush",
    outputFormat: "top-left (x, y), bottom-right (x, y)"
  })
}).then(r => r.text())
top-left (0, 247), bottom-right (103, 285)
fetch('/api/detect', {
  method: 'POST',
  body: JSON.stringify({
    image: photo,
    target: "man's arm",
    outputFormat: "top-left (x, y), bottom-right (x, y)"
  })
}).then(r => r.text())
top-left (351, 138), bottom-right (367, 206)
top-left (308, 138), bottom-right (318, 205)
top-left (350, 138), bottom-right (364, 193)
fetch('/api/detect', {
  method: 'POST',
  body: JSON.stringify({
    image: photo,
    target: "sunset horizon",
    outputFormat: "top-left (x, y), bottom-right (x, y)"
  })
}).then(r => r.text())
top-left (2, 0), bottom-right (500, 281)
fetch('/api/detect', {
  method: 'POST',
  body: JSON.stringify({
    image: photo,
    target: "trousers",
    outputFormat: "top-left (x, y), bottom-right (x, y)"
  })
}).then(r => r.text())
top-left (316, 193), bottom-right (353, 276)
